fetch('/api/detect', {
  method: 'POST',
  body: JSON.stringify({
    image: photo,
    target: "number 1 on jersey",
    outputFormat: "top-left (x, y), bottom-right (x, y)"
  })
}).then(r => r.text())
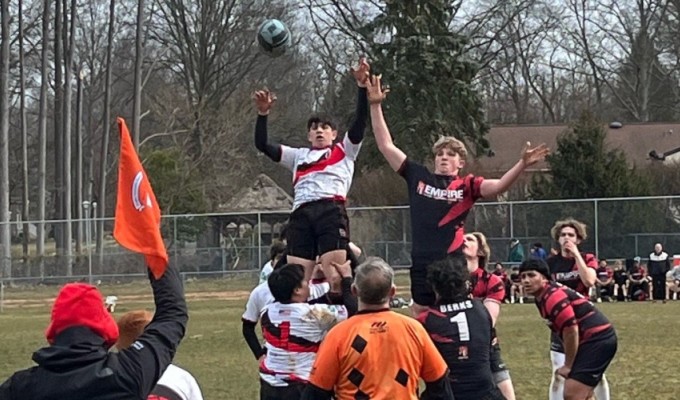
top-left (450, 313), bottom-right (470, 341)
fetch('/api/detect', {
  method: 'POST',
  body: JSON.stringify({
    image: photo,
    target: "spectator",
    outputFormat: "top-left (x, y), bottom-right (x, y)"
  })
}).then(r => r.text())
top-left (0, 264), bottom-right (187, 399)
top-left (508, 239), bottom-right (525, 263)
top-left (628, 261), bottom-right (650, 301)
top-left (648, 243), bottom-right (672, 303)
top-left (612, 260), bottom-right (629, 302)
top-left (595, 259), bottom-right (615, 303)
top-left (117, 310), bottom-right (203, 400)
top-left (666, 264), bottom-right (680, 301)
top-left (302, 257), bottom-right (454, 400)
top-left (530, 242), bottom-right (548, 260)
top-left (260, 241), bottom-right (287, 284)
top-left (519, 259), bottom-right (617, 400)
top-left (509, 266), bottom-right (524, 304)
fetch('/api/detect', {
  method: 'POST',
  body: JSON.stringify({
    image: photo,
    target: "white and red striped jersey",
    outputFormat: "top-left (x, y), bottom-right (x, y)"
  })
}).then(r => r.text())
top-left (280, 134), bottom-right (361, 210)
top-left (259, 302), bottom-right (348, 387)
top-left (241, 281), bottom-right (330, 323)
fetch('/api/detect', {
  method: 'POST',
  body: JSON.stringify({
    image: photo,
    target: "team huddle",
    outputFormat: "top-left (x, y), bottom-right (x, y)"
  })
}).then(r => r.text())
top-left (0, 57), bottom-right (617, 400)
top-left (245, 58), bottom-right (617, 400)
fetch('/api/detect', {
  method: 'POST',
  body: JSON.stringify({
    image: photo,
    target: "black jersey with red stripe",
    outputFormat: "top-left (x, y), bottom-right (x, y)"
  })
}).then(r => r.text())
top-left (546, 253), bottom-right (597, 296)
top-left (470, 268), bottom-right (506, 303)
top-left (535, 282), bottom-right (614, 344)
top-left (399, 159), bottom-right (484, 262)
top-left (417, 299), bottom-right (498, 399)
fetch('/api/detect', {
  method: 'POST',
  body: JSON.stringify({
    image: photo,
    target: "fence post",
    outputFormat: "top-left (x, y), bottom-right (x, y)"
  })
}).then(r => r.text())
top-left (257, 212), bottom-right (262, 269)
top-left (173, 216), bottom-right (178, 267)
top-left (509, 202), bottom-right (514, 239)
top-left (0, 278), bottom-right (4, 313)
top-left (594, 199), bottom-right (599, 257)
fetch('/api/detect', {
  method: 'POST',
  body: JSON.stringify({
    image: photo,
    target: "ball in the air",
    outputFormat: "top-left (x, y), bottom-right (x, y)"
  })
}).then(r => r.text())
top-left (257, 19), bottom-right (291, 57)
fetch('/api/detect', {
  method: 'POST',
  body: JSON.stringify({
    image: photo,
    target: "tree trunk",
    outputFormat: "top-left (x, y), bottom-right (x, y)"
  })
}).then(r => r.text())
top-left (75, 68), bottom-right (83, 256)
top-left (54, 0), bottom-right (64, 256)
top-left (0, 0), bottom-right (11, 280)
top-left (37, 0), bottom-right (50, 279)
top-left (62, 0), bottom-right (76, 275)
top-left (19, 0), bottom-right (30, 273)
top-left (97, 0), bottom-right (115, 267)
top-left (132, 0), bottom-right (145, 149)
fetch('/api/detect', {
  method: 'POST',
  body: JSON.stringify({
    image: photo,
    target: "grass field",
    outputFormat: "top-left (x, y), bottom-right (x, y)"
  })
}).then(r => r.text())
top-left (1, 274), bottom-right (679, 399)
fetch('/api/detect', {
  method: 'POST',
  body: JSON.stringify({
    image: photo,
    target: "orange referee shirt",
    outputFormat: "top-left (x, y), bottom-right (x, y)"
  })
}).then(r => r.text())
top-left (308, 308), bottom-right (448, 400)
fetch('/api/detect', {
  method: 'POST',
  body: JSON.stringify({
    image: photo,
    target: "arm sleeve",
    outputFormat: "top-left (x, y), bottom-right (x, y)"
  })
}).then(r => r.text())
top-left (420, 372), bottom-right (455, 400)
top-left (117, 264), bottom-right (189, 398)
top-left (545, 290), bottom-right (577, 334)
top-left (485, 274), bottom-right (506, 303)
top-left (584, 253), bottom-right (598, 269)
top-left (242, 320), bottom-right (265, 360)
top-left (340, 276), bottom-right (358, 317)
top-left (254, 115), bottom-right (282, 162)
top-left (301, 383), bottom-right (335, 400)
top-left (346, 87), bottom-right (368, 145)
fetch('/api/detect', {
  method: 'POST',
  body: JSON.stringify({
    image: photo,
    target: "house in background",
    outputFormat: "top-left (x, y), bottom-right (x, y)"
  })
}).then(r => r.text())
top-left (472, 122), bottom-right (680, 175)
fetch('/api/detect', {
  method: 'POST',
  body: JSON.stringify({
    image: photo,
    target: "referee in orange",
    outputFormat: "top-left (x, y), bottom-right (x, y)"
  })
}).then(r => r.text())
top-left (301, 257), bottom-right (454, 400)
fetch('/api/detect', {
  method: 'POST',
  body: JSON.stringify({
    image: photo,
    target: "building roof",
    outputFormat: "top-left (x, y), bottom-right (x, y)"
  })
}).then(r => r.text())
top-left (218, 173), bottom-right (293, 212)
top-left (478, 122), bottom-right (680, 172)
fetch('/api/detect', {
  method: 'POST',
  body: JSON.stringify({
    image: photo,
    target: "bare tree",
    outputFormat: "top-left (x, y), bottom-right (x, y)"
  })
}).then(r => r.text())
top-left (19, 0), bottom-right (30, 270)
top-left (61, 0), bottom-right (77, 275)
top-left (0, 0), bottom-right (10, 279)
top-left (53, 0), bottom-right (64, 254)
top-left (75, 67), bottom-right (84, 255)
top-left (132, 0), bottom-right (145, 149)
top-left (37, 0), bottom-right (50, 279)
top-left (97, 0), bottom-right (115, 265)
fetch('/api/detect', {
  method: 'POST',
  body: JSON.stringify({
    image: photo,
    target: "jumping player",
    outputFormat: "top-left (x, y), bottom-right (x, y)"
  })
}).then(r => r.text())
top-left (520, 259), bottom-right (617, 400)
top-left (418, 257), bottom-right (505, 400)
top-left (254, 58), bottom-right (370, 295)
top-left (464, 232), bottom-right (516, 400)
top-left (546, 218), bottom-right (610, 400)
top-left (365, 74), bottom-right (549, 314)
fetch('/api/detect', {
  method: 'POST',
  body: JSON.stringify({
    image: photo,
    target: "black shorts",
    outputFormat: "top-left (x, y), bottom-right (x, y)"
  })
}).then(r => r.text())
top-left (569, 331), bottom-right (617, 387)
top-left (287, 200), bottom-right (349, 261)
top-left (410, 253), bottom-right (465, 306)
top-left (489, 329), bottom-right (508, 374)
top-left (260, 379), bottom-right (305, 400)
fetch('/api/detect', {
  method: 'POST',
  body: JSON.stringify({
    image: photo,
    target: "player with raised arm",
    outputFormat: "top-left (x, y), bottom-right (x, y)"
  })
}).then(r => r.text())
top-left (546, 218), bottom-right (610, 400)
top-left (254, 58), bottom-right (370, 297)
top-left (365, 74), bottom-right (549, 315)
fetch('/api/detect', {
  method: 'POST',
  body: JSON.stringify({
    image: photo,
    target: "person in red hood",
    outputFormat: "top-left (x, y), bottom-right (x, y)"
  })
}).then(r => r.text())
top-left (0, 263), bottom-right (187, 400)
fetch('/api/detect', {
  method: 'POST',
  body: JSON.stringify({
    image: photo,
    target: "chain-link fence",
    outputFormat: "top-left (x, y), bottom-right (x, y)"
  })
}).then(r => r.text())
top-left (2, 196), bottom-right (680, 285)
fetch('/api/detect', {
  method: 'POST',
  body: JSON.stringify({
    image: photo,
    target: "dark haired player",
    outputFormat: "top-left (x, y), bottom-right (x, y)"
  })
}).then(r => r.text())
top-left (365, 74), bottom-right (549, 316)
top-left (259, 263), bottom-right (356, 399)
top-left (520, 259), bottom-right (617, 400)
top-left (464, 232), bottom-right (515, 400)
top-left (545, 218), bottom-right (609, 400)
top-left (417, 257), bottom-right (505, 400)
top-left (253, 58), bottom-right (370, 298)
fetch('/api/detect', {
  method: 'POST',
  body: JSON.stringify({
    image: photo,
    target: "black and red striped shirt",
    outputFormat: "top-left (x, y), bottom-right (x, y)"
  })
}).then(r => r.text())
top-left (535, 282), bottom-right (614, 344)
top-left (547, 253), bottom-right (598, 296)
top-left (470, 268), bottom-right (505, 303)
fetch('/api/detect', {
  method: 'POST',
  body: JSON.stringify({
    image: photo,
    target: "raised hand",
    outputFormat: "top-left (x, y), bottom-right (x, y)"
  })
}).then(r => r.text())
top-left (351, 57), bottom-right (370, 87)
top-left (253, 89), bottom-right (277, 115)
top-left (521, 142), bottom-right (550, 166)
top-left (366, 74), bottom-right (389, 105)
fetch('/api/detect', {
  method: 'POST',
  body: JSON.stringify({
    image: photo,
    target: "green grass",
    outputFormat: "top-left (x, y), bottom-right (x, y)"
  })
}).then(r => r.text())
top-left (1, 276), bottom-right (679, 399)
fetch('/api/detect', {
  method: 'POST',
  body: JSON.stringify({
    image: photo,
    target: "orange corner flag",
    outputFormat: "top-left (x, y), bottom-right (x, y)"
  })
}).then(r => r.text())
top-left (113, 117), bottom-right (168, 279)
